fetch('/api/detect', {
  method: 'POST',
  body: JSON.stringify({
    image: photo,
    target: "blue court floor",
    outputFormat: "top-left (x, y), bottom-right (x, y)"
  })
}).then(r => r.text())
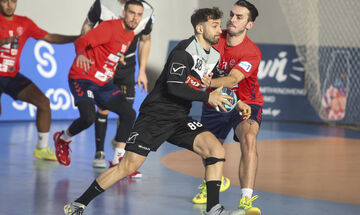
top-left (0, 119), bottom-right (359, 215)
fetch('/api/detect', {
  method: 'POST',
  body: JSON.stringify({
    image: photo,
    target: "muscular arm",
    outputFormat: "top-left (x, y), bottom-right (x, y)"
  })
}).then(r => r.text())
top-left (138, 34), bottom-right (151, 75)
top-left (210, 68), bottom-right (245, 88)
top-left (80, 18), bottom-right (96, 35)
top-left (42, 33), bottom-right (79, 44)
top-left (167, 83), bottom-right (209, 102)
top-left (137, 34), bottom-right (151, 92)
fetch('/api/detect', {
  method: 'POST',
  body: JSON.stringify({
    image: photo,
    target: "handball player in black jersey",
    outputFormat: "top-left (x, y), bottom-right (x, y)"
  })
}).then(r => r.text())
top-left (64, 7), bottom-right (248, 215)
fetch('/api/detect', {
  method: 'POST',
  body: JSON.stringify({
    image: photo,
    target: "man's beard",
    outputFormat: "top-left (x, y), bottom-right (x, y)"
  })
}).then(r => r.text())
top-left (1, 10), bottom-right (14, 17)
top-left (204, 32), bottom-right (220, 45)
top-left (124, 21), bottom-right (137, 30)
top-left (227, 28), bottom-right (245, 37)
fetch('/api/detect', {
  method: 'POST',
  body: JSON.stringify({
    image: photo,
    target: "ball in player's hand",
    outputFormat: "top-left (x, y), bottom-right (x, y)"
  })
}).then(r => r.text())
top-left (215, 88), bottom-right (238, 113)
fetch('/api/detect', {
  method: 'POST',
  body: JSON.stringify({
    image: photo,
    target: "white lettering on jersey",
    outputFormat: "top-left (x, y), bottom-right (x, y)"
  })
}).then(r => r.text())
top-left (3, 59), bottom-right (15, 66)
top-left (95, 71), bottom-right (108, 82)
top-left (108, 53), bottom-right (120, 62)
top-left (0, 64), bottom-right (8, 72)
top-left (170, 62), bottom-right (186, 76)
top-left (87, 90), bottom-right (94, 99)
top-left (238, 61), bottom-right (252, 72)
top-left (121, 45), bottom-right (127, 53)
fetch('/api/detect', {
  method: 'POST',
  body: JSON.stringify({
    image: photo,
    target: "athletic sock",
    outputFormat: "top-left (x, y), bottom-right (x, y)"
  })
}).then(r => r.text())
top-left (61, 129), bottom-right (73, 142)
top-left (36, 132), bottom-right (49, 148)
top-left (206, 180), bottom-right (221, 212)
top-left (241, 188), bottom-right (253, 199)
top-left (95, 112), bottom-right (108, 152)
top-left (112, 147), bottom-right (125, 164)
top-left (75, 180), bottom-right (105, 206)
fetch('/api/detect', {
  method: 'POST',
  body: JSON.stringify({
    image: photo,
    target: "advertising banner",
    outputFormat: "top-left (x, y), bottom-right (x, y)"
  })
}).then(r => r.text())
top-left (0, 38), bottom-right (146, 121)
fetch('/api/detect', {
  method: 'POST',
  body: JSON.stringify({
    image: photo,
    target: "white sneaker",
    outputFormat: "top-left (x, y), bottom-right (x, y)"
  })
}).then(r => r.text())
top-left (204, 204), bottom-right (245, 215)
top-left (92, 151), bottom-right (106, 168)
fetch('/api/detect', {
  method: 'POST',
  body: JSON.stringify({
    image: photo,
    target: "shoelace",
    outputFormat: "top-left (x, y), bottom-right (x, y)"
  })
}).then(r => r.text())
top-left (243, 195), bottom-right (259, 207)
top-left (61, 142), bottom-right (72, 154)
top-left (197, 181), bottom-right (207, 193)
top-left (217, 205), bottom-right (225, 213)
top-left (72, 205), bottom-right (84, 215)
top-left (44, 147), bottom-right (53, 155)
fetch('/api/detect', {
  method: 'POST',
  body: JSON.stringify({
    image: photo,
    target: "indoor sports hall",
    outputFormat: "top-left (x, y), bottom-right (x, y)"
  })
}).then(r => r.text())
top-left (0, 1), bottom-right (359, 215)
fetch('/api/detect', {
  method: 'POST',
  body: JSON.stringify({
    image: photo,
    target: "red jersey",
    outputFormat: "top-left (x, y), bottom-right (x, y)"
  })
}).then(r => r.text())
top-left (69, 19), bottom-right (134, 86)
top-left (214, 30), bottom-right (263, 106)
top-left (0, 14), bottom-right (47, 77)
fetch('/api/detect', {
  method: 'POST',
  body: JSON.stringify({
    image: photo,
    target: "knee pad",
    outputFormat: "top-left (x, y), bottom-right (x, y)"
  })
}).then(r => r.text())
top-left (204, 157), bottom-right (226, 166)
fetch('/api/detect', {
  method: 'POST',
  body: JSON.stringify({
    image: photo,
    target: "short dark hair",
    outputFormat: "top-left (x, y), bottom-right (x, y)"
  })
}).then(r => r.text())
top-left (235, 0), bottom-right (258, 22)
top-left (191, 7), bottom-right (223, 29)
top-left (124, 0), bottom-right (143, 11)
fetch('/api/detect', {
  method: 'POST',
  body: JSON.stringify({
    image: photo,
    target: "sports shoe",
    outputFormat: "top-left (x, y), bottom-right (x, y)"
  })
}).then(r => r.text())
top-left (238, 195), bottom-right (261, 215)
top-left (128, 170), bottom-right (142, 178)
top-left (192, 176), bottom-right (231, 204)
top-left (53, 131), bottom-right (71, 166)
top-left (109, 156), bottom-right (143, 178)
top-left (204, 204), bottom-right (245, 215)
top-left (64, 202), bottom-right (85, 215)
top-left (33, 146), bottom-right (57, 161)
top-left (92, 151), bottom-right (106, 168)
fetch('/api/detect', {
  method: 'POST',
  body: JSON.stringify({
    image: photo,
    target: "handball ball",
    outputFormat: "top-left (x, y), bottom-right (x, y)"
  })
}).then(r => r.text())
top-left (215, 88), bottom-right (238, 113)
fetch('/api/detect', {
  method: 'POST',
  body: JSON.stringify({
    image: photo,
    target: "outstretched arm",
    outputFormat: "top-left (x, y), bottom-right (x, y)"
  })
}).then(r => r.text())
top-left (42, 33), bottom-right (79, 44)
top-left (210, 68), bottom-right (245, 88)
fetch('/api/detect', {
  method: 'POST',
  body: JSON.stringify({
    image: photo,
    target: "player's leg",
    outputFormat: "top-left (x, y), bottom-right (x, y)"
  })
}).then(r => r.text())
top-left (64, 151), bottom-right (146, 215)
top-left (64, 112), bottom-right (165, 214)
top-left (54, 100), bottom-right (96, 166)
top-left (233, 105), bottom-right (262, 214)
top-left (93, 107), bottom-right (109, 168)
top-left (14, 74), bottom-right (55, 161)
top-left (193, 132), bottom-right (243, 214)
top-left (193, 104), bottom-right (232, 204)
top-left (109, 72), bottom-right (135, 162)
top-left (54, 79), bottom-right (97, 166)
top-left (169, 118), bottom-right (242, 214)
top-left (106, 95), bottom-right (141, 178)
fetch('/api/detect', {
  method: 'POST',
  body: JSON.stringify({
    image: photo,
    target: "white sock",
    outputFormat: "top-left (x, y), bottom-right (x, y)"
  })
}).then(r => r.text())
top-left (112, 148), bottom-right (126, 164)
top-left (60, 129), bottom-right (73, 142)
top-left (241, 188), bottom-right (253, 199)
top-left (36, 132), bottom-right (49, 148)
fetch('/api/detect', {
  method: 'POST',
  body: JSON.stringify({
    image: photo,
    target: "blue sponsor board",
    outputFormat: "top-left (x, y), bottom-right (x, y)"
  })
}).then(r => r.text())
top-left (0, 38), bottom-right (146, 121)
top-left (170, 40), bottom-right (360, 125)
top-left (257, 43), bottom-right (321, 122)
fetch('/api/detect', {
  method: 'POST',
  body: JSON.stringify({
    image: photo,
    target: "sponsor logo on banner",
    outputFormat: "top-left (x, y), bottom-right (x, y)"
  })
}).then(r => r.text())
top-left (12, 88), bottom-right (77, 117)
top-left (34, 41), bottom-right (57, 79)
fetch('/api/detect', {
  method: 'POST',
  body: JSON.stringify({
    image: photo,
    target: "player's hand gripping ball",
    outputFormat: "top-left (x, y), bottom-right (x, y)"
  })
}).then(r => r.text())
top-left (215, 88), bottom-right (238, 112)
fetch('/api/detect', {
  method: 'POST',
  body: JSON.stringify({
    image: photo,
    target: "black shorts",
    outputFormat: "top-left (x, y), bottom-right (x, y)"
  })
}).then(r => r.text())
top-left (125, 113), bottom-right (208, 156)
top-left (0, 73), bottom-right (32, 99)
top-left (201, 103), bottom-right (262, 142)
top-left (113, 67), bottom-right (135, 104)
